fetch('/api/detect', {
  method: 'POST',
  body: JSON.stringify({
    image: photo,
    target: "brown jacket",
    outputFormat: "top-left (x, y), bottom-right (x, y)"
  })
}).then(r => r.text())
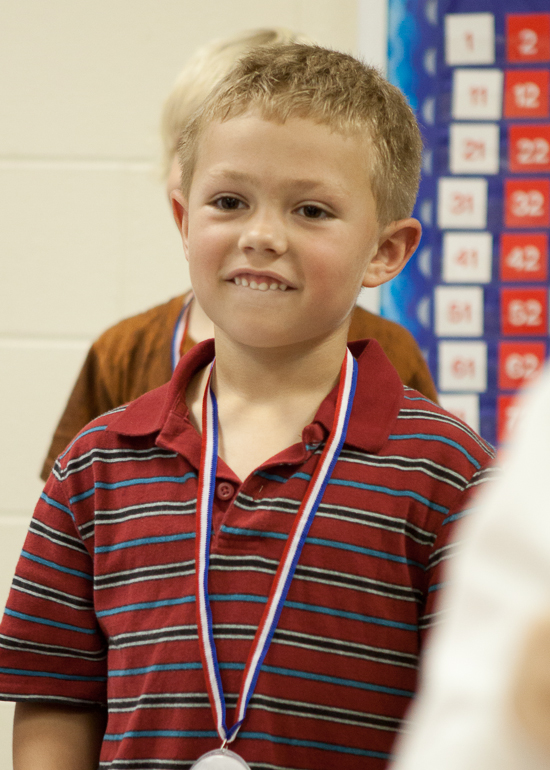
top-left (41, 294), bottom-right (437, 480)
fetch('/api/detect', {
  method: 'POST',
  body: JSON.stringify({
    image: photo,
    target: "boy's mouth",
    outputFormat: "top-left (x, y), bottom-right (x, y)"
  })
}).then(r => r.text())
top-left (230, 273), bottom-right (292, 292)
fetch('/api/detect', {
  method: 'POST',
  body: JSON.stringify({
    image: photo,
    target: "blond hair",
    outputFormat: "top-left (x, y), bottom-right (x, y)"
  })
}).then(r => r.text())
top-left (160, 28), bottom-right (311, 178)
top-left (179, 44), bottom-right (422, 225)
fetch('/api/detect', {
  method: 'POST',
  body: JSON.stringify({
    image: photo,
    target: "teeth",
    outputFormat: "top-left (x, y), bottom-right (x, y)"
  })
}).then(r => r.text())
top-left (233, 276), bottom-right (289, 291)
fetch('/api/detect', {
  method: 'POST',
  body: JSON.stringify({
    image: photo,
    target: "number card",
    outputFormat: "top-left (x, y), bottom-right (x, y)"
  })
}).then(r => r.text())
top-left (442, 232), bottom-right (493, 283)
top-left (449, 123), bottom-right (500, 174)
top-left (500, 233), bottom-right (548, 281)
top-left (438, 341), bottom-right (488, 392)
top-left (452, 68), bottom-right (503, 120)
top-left (438, 393), bottom-right (480, 433)
top-left (506, 14), bottom-right (550, 63)
top-left (501, 287), bottom-right (548, 336)
top-left (508, 124), bottom-right (550, 173)
top-left (497, 395), bottom-right (521, 445)
top-left (445, 13), bottom-right (495, 65)
top-left (504, 179), bottom-right (550, 228)
top-left (498, 341), bottom-right (546, 390)
top-left (438, 177), bottom-right (488, 229)
top-left (504, 69), bottom-right (549, 118)
top-left (435, 285), bottom-right (484, 337)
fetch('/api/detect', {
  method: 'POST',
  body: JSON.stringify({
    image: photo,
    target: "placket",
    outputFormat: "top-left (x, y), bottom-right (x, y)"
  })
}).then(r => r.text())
top-left (210, 422), bottom-right (326, 556)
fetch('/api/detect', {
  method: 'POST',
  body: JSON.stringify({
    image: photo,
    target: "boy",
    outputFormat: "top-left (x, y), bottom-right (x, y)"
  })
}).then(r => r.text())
top-left (40, 29), bottom-right (438, 480)
top-left (1, 45), bottom-right (495, 769)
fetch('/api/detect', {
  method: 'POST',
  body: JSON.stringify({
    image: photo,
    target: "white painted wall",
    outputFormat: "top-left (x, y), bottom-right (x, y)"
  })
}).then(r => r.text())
top-left (0, 0), bottom-right (387, 758)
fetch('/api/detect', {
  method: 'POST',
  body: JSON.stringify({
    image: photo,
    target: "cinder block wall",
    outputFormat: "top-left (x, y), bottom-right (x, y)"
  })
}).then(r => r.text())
top-left (0, 0), bottom-right (386, 758)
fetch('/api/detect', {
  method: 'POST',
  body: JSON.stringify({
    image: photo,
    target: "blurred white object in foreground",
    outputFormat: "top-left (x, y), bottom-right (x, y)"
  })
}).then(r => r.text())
top-left (392, 365), bottom-right (550, 770)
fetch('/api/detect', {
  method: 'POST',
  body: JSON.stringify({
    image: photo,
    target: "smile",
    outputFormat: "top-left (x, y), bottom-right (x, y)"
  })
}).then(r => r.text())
top-left (232, 275), bottom-right (291, 292)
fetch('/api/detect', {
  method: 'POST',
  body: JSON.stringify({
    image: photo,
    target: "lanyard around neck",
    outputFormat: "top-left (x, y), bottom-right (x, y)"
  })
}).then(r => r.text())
top-left (171, 292), bottom-right (194, 372)
top-left (195, 348), bottom-right (358, 745)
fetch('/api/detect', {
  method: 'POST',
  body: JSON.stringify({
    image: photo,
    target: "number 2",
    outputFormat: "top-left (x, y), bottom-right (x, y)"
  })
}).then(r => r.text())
top-left (511, 190), bottom-right (545, 218)
top-left (516, 138), bottom-right (550, 165)
top-left (513, 82), bottom-right (541, 109)
top-left (506, 245), bottom-right (541, 272)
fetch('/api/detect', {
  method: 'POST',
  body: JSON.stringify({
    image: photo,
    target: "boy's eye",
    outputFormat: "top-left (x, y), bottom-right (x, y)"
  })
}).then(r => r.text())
top-left (297, 204), bottom-right (329, 219)
top-left (213, 196), bottom-right (244, 210)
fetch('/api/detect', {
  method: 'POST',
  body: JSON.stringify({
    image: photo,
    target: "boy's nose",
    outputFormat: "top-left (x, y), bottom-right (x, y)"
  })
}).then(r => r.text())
top-left (238, 210), bottom-right (288, 256)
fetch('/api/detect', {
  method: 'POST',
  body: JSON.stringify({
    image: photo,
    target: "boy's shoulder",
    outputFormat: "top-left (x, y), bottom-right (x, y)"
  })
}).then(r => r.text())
top-left (348, 339), bottom-right (494, 476)
top-left (50, 384), bottom-right (173, 480)
top-left (391, 385), bottom-right (496, 482)
top-left (50, 340), bottom-right (215, 484)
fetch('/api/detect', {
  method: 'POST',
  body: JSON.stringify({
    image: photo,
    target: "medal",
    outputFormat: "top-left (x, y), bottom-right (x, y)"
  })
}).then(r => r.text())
top-left (191, 747), bottom-right (252, 769)
top-left (194, 348), bottom-right (358, 762)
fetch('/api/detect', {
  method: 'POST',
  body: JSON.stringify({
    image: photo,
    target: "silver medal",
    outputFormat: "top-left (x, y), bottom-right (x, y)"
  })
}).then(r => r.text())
top-left (191, 748), bottom-right (252, 770)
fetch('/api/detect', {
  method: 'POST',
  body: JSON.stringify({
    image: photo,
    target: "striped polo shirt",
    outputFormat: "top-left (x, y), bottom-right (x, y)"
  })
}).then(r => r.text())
top-left (0, 339), bottom-right (496, 770)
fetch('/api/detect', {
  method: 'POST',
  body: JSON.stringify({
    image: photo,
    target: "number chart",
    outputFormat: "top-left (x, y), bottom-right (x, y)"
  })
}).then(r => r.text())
top-left (386, 0), bottom-right (550, 445)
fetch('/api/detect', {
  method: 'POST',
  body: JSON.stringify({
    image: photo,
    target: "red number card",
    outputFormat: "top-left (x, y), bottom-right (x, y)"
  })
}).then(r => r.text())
top-left (501, 287), bottom-right (548, 336)
top-left (498, 341), bottom-right (546, 390)
top-left (504, 69), bottom-right (549, 118)
top-left (508, 124), bottom-right (550, 173)
top-left (497, 395), bottom-right (521, 445)
top-left (500, 233), bottom-right (548, 281)
top-left (506, 14), bottom-right (550, 62)
top-left (504, 179), bottom-right (550, 228)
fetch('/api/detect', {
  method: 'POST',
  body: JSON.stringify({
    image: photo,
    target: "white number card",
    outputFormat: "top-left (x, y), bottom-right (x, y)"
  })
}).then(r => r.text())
top-left (449, 123), bottom-right (500, 175)
top-left (438, 393), bottom-right (480, 433)
top-left (435, 285), bottom-right (484, 337)
top-left (445, 13), bottom-right (495, 65)
top-left (452, 69), bottom-right (503, 120)
top-left (442, 231), bottom-right (493, 283)
top-left (439, 341), bottom-right (488, 392)
top-left (438, 177), bottom-right (488, 229)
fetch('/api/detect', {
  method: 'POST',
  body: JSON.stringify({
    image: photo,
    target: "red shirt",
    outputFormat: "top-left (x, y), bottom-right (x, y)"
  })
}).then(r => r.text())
top-left (0, 340), bottom-right (495, 769)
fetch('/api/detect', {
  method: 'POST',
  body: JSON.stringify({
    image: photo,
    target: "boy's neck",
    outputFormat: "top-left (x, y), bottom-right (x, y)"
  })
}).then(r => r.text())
top-left (211, 326), bottom-right (349, 405)
top-left (186, 325), bottom-right (351, 482)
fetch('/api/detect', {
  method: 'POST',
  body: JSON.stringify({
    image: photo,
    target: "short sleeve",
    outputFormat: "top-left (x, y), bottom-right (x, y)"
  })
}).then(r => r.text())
top-left (0, 474), bottom-right (107, 706)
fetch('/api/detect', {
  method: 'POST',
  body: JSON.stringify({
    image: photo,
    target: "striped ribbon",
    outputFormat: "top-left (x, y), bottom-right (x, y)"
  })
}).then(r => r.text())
top-left (195, 348), bottom-right (358, 745)
top-left (171, 292), bottom-right (195, 372)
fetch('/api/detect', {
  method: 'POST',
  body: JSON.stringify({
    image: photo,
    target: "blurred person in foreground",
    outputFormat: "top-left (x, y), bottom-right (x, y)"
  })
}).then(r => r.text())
top-left (40, 27), bottom-right (438, 480)
top-left (391, 364), bottom-right (550, 770)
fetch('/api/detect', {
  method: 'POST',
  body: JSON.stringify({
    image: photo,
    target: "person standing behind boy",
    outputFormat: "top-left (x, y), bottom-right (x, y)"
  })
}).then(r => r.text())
top-left (2, 45), bottom-right (494, 770)
top-left (40, 28), bottom-right (438, 481)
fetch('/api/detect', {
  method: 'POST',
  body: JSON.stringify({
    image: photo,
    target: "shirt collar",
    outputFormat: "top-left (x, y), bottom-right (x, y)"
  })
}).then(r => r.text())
top-left (109, 337), bottom-right (403, 454)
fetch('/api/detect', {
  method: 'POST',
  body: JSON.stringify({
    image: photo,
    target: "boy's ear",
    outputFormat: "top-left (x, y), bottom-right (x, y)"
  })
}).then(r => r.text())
top-left (170, 189), bottom-right (190, 259)
top-left (362, 218), bottom-right (422, 288)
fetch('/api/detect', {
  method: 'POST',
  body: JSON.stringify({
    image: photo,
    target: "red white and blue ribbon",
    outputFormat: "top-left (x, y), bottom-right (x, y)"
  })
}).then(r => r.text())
top-left (195, 348), bottom-right (358, 745)
top-left (171, 292), bottom-right (194, 372)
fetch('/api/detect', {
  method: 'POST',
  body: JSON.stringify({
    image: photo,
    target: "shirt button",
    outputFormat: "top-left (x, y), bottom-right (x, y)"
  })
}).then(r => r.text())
top-left (216, 481), bottom-right (234, 501)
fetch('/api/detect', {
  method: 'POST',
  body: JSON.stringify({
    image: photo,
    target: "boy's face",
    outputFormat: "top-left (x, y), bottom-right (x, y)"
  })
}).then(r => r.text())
top-left (174, 111), bottom-right (417, 350)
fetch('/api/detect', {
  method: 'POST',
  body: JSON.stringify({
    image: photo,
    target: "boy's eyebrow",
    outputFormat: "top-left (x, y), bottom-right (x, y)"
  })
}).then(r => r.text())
top-left (210, 168), bottom-right (345, 194)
